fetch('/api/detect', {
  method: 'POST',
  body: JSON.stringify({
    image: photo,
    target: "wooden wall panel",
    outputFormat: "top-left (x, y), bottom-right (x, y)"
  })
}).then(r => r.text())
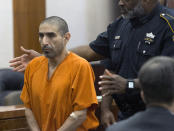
top-left (167, 0), bottom-right (174, 8)
top-left (13, 0), bottom-right (45, 57)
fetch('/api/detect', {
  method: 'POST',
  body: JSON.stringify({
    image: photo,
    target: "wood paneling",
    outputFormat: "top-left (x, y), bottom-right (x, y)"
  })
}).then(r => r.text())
top-left (13, 0), bottom-right (45, 57)
top-left (167, 0), bottom-right (174, 8)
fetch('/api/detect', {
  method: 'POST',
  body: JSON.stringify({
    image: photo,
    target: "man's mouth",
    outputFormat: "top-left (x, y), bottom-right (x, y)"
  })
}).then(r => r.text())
top-left (43, 48), bottom-right (50, 51)
top-left (42, 47), bottom-right (52, 54)
top-left (120, 8), bottom-right (128, 15)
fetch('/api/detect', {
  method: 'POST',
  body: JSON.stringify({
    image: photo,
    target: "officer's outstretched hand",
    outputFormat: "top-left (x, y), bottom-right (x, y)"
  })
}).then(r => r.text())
top-left (101, 109), bottom-right (115, 127)
top-left (9, 46), bottom-right (41, 72)
top-left (99, 69), bottom-right (127, 96)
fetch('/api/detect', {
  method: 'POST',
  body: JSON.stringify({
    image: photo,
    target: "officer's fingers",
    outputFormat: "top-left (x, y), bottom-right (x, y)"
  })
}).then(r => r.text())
top-left (13, 64), bottom-right (25, 72)
top-left (99, 84), bottom-right (122, 91)
top-left (98, 80), bottom-right (114, 86)
top-left (20, 46), bottom-right (31, 54)
top-left (104, 69), bottom-right (113, 76)
top-left (9, 61), bottom-right (22, 68)
top-left (9, 56), bottom-right (22, 63)
top-left (20, 54), bottom-right (30, 61)
top-left (104, 70), bottom-right (120, 80)
top-left (99, 86), bottom-right (115, 91)
top-left (99, 75), bottom-right (113, 80)
top-left (18, 67), bottom-right (26, 72)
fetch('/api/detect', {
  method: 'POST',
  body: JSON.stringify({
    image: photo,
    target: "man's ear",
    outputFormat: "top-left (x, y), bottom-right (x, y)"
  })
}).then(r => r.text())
top-left (140, 90), bottom-right (146, 104)
top-left (64, 32), bottom-right (71, 42)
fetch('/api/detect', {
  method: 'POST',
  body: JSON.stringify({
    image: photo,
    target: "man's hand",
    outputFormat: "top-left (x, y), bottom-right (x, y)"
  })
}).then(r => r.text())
top-left (9, 46), bottom-right (41, 72)
top-left (99, 69), bottom-right (127, 96)
top-left (25, 108), bottom-right (40, 131)
top-left (101, 110), bottom-right (115, 127)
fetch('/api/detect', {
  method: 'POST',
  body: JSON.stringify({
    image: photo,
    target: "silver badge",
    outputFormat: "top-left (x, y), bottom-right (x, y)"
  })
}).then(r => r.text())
top-left (144, 32), bottom-right (155, 45)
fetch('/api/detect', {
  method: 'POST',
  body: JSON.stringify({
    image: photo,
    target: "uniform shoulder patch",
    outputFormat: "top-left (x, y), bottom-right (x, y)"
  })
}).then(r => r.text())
top-left (160, 13), bottom-right (174, 33)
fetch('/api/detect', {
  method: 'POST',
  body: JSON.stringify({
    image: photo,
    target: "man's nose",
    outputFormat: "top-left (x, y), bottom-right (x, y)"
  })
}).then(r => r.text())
top-left (42, 35), bottom-right (49, 45)
top-left (118, 0), bottom-right (124, 6)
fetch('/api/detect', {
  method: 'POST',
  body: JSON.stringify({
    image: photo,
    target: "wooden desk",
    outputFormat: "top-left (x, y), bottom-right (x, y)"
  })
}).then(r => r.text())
top-left (0, 103), bottom-right (118, 131)
top-left (0, 105), bottom-right (29, 131)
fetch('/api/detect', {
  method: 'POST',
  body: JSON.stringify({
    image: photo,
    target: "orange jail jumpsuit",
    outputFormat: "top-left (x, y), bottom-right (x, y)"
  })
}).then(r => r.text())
top-left (20, 52), bottom-right (99, 131)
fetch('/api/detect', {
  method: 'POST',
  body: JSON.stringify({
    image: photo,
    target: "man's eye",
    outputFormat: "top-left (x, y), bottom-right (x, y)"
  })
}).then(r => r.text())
top-left (39, 33), bottom-right (44, 38)
top-left (47, 33), bottom-right (56, 38)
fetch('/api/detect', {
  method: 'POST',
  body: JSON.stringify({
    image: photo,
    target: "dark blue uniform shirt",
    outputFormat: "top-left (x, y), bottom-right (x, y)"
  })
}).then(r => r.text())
top-left (90, 3), bottom-right (174, 118)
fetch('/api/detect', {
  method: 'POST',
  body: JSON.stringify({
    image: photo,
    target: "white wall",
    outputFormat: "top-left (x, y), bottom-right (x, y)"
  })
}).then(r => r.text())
top-left (0, 1), bottom-right (13, 68)
top-left (46, 0), bottom-right (118, 49)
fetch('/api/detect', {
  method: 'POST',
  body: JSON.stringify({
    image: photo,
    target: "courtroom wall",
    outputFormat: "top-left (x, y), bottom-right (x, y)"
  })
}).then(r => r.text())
top-left (0, 0), bottom-right (119, 68)
top-left (46, 0), bottom-right (119, 48)
top-left (0, 1), bottom-right (13, 68)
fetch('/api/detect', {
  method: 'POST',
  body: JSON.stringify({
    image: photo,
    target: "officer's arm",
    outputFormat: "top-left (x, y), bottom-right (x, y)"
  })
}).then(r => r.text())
top-left (160, 13), bottom-right (174, 56)
top-left (70, 45), bottom-right (105, 62)
top-left (133, 79), bottom-right (140, 89)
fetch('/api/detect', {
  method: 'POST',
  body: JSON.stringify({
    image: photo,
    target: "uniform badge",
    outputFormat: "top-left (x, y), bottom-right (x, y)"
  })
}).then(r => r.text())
top-left (144, 32), bottom-right (155, 45)
top-left (115, 36), bottom-right (120, 40)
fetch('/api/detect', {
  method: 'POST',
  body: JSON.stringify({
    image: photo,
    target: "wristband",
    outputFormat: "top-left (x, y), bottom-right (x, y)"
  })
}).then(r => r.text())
top-left (70, 112), bottom-right (78, 120)
top-left (127, 79), bottom-right (135, 89)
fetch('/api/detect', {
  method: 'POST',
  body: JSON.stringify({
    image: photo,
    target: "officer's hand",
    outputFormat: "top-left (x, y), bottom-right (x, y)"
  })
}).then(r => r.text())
top-left (99, 69), bottom-right (127, 96)
top-left (9, 46), bottom-right (41, 72)
top-left (101, 110), bottom-right (115, 127)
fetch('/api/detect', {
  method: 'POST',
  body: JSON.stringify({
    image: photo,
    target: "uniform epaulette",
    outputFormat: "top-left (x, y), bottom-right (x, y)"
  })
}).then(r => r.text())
top-left (160, 13), bottom-right (174, 33)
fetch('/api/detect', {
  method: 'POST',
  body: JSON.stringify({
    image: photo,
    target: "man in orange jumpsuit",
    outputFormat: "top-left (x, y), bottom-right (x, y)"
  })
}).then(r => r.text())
top-left (20, 16), bottom-right (99, 131)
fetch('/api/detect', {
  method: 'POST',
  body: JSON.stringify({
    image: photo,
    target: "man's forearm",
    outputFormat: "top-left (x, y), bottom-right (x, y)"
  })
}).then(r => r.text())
top-left (101, 95), bottom-right (113, 112)
top-left (57, 109), bottom-right (87, 131)
top-left (70, 45), bottom-right (105, 61)
top-left (134, 78), bottom-right (140, 89)
top-left (25, 108), bottom-right (40, 131)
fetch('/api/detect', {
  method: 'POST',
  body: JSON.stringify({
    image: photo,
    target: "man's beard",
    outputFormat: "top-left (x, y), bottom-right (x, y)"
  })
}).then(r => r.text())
top-left (122, 1), bottom-right (146, 19)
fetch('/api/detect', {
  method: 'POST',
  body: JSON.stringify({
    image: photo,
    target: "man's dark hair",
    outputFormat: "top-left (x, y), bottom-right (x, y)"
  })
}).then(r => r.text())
top-left (138, 56), bottom-right (174, 105)
top-left (40, 16), bottom-right (69, 36)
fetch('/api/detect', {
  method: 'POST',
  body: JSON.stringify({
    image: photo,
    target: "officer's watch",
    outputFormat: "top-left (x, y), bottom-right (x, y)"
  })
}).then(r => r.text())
top-left (127, 79), bottom-right (135, 89)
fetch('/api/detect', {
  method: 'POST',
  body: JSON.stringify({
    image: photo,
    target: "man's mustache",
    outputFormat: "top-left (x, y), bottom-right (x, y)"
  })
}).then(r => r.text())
top-left (41, 45), bottom-right (52, 51)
